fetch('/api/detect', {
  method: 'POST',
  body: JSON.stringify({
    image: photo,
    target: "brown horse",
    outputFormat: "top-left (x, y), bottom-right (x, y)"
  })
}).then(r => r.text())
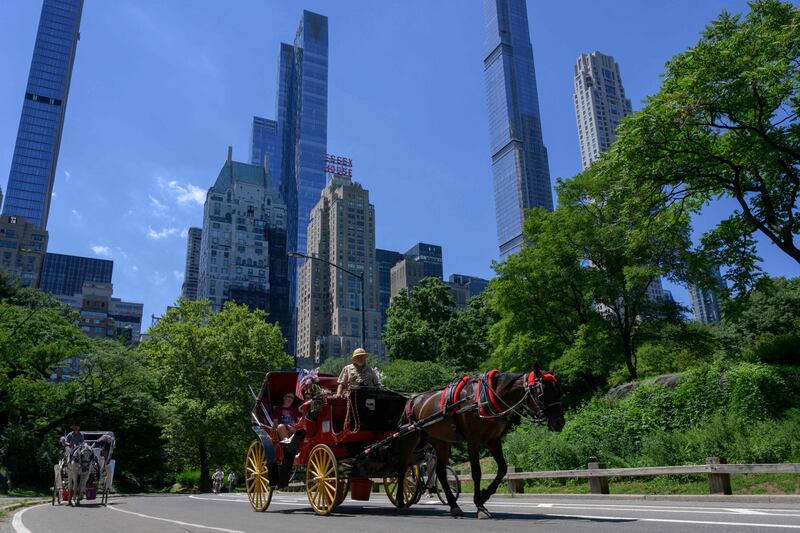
top-left (394, 364), bottom-right (564, 518)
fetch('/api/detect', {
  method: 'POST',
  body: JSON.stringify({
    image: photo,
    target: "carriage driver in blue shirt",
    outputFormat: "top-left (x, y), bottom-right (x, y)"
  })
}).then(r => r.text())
top-left (59, 424), bottom-right (85, 458)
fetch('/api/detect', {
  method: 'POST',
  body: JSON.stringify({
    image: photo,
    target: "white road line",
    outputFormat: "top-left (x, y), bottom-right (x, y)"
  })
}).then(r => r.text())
top-left (107, 505), bottom-right (247, 532)
top-left (486, 501), bottom-right (800, 517)
top-left (11, 504), bottom-right (49, 533)
top-left (543, 512), bottom-right (800, 529)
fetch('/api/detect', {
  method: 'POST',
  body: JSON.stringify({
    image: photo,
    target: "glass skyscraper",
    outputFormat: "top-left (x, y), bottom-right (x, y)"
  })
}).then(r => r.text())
top-left (250, 116), bottom-right (281, 189)
top-left (38, 252), bottom-right (113, 296)
top-left (483, 0), bottom-right (552, 257)
top-left (2, 0), bottom-right (84, 230)
top-left (279, 10), bottom-right (329, 261)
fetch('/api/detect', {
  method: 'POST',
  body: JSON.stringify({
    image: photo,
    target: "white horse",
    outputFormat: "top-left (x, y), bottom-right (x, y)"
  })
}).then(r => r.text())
top-left (67, 443), bottom-right (97, 506)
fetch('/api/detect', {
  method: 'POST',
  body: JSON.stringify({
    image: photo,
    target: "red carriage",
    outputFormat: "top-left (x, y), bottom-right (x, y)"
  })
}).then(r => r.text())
top-left (245, 371), bottom-right (430, 515)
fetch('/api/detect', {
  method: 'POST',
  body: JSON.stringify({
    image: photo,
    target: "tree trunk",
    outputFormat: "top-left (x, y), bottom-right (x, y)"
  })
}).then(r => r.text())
top-left (199, 436), bottom-right (210, 493)
top-left (622, 330), bottom-right (637, 380)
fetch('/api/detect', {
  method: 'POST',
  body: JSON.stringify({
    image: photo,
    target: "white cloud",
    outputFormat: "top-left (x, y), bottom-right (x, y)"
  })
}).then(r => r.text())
top-left (151, 271), bottom-right (168, 285)
top-left (148, 194), bottom-right (167, 211)
top-left (64, 170), bottom-right (71, 181)
top-left (146, 226), bottom-right (179, 240)
top-left (173, 270), bottom-right (185, 281)
top-left (164, 179), bottom-right (205, 206)
top-left (91, 245), bottom-right (111, 258)
top-left (132, 265), bottom-right (139, 272)
top-left (180, 228), bottom-right (189, 238)
top-left (51, 192), bottom-right (57, 198)
top-left (71, 209), bottom-right (82, 220)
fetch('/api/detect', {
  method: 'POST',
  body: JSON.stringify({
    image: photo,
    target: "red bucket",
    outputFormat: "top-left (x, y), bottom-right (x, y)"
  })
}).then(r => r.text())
top-left (61, 488), bottom-right (70, 501)
top-left (350, 478), bottom-right (372, 501)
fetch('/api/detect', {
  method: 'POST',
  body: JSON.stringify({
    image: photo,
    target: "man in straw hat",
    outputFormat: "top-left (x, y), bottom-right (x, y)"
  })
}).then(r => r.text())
top-left (336, 347), bottom-right (381, 397)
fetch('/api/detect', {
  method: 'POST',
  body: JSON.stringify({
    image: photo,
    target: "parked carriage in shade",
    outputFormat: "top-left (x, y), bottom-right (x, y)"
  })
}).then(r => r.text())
top-left (53, 431), bottom-right (116, 506)
top-left (245, 371), bottom-right (457, 515)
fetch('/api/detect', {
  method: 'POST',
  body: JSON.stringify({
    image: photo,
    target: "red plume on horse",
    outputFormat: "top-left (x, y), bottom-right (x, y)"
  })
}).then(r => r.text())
top-left (394, 363), bottom-right (564, 519)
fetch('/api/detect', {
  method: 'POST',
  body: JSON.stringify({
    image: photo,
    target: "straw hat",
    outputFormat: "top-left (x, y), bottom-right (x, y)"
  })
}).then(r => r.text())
top-left (351, 347), bottom-right (369, 361)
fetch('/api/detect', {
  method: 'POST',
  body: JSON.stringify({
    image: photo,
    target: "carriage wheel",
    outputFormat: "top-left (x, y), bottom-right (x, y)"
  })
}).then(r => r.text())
top-left (383, 465), bottom-right (420, 509)
top-left (245, 440), bottom-right (273, 512)
top-left (305, 444), bottom-right (339, 516)
top-left (435, 466), bottom-right (461, 505)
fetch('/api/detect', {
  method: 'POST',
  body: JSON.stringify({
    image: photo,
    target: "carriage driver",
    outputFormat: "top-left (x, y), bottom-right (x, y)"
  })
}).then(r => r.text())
top-left (336, 348), bottom-right (381, 397)
top-left (59, 424), bottom-right (84, 447)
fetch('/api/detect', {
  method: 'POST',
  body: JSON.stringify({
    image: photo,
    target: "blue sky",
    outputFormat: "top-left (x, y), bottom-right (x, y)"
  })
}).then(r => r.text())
top-left (1, 0), bottom-right (797, 327)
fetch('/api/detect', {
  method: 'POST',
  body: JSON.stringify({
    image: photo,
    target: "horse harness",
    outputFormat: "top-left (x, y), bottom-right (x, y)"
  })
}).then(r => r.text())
top-left (440, 370), bottom-right (561, 423)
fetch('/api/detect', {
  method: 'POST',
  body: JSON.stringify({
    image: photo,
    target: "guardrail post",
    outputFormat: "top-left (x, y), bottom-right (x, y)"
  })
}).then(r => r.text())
top-left (706, 457), bottom-right (732, 495)
top-left (507, 466), bottom-right (524, 494)
top-left (587, 462), bottom-right (609, 494)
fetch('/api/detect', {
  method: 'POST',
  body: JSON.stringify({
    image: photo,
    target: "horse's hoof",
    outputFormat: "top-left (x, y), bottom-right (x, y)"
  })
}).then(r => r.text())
top-left (449, 506), bottom-right (464, 518)
top-left (477, 507), bottom-right (493, 519)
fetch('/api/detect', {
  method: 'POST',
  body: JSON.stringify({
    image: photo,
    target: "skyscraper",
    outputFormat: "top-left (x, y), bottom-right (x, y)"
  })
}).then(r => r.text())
top-left (573, 52), bottom-right (632, 170)
top-left (483, 0), bottom-right (552, 257)
top-left (274, 11), bottom-right (329, 354)
top-left (689, 267), bottom-right (726, 325)
top-left (389, 242), bottom-right (444, 299)
top-left (2, 0), bottom-right (84, 230)
top-left (376, 248), bottom-right (402, 330)
top-left (38, 252), bottom-right (113, 296)
top-left (295, 170), bottom-right (381, 366)
top-left (181, 227), bottom-right (202, 301)
top-left (250, 117), bottom-right (281, 189)
top-left (196, 148), bottom-right (291, 345)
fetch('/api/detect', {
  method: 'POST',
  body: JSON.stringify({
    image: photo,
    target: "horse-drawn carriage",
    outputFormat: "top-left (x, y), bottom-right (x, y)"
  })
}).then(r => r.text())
top-left (53, 431), bottom-right (116, 507)
top-left (246, 367), bottom-right (564, 518)
top-left (245, 371), bottom-right (444, 515)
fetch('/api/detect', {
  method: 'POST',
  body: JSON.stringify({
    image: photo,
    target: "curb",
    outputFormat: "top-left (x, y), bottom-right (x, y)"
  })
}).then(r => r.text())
top-left (0, 499), bottom-right (49, 514)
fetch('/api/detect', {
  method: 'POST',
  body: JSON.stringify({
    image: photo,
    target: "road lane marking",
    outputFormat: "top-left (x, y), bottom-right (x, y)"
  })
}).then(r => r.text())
top-left (108, 504), bottom-right (247, 532)
top-left (484, 501), bottom-right (800, 517)
top-left (542, 512), bottom-right (800, 529)
top-left (11, 504), bottom-right (50, 533)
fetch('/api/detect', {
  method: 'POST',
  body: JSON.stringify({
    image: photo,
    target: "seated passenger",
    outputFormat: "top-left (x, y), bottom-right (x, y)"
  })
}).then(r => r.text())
top-left (336, 348), bottom-right (381, 397)
top-left (273, 392), bottom-right (301, 443)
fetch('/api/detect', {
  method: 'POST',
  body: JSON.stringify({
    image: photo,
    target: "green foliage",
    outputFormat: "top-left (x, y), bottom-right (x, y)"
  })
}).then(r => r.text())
top-left (381, 359), bottom-right (456, 393)
top-left (719, 277), bottom-right (800, 364)
top-left (490, 164), bottom-right (693, 387)
top-left (384, 278), bottom-right (454, 361)
top-left (139, 299), bottom-right (290, 491)
top-left (384, 278), bottom-right (494, 372)
top-left (609, 0), bottom-right (800, 275)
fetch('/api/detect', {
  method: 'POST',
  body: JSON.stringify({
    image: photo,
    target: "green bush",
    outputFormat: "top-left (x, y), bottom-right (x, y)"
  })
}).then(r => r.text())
top-left (725, 363), bottom-right (794, 421)
top-left (381, 359), bottom-right (456, 393)
top-left (175, 469), bottom-right (200, 489)
top-left (502, 362), bottom-right (800, 472)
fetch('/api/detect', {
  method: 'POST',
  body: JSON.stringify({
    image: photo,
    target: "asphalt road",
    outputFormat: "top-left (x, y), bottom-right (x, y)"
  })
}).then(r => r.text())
top-left (5, 492), bottom-right (800, 533)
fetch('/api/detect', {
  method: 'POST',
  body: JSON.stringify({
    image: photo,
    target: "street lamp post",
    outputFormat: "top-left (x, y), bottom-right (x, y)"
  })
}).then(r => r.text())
top-left (288, 251), bottom-right (366, 351)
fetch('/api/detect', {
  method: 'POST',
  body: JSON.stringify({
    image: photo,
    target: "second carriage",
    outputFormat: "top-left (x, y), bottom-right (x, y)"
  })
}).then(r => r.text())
top-left (245, 371), bottom-right (459, 515)
top-left (53, 430), bottom-right (116, 506)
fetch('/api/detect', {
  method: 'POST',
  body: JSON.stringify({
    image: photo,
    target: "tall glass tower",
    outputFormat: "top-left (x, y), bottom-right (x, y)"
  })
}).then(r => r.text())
top-left (250, 116), bottom-right (281, 189)
top-left (277, 10), bottom-right (329, 355)
top-left (483, 0), bottom-right (552, 257)
top-left (2, 0), bottom-right (84, 230)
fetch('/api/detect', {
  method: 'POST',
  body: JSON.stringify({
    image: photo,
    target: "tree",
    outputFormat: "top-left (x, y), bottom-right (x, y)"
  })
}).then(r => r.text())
top-left (609, 0), bottom-right (800, 282)
top-left (383, 278), bottom-right (455, 361)
top-left (439, 290), bottom-right (498, 371)
top-left (719, 276), bottom-right (800, 364)
top-left (381, 359), bottom-right (456, 393)
top-left (139, 299), bottom-right (290, 491)
top-left (490, 164), bottom-right (693, 381)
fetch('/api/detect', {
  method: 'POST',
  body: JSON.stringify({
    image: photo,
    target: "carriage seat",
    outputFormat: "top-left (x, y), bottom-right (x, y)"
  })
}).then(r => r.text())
top-left (348, 387), bottom-right (407, 432)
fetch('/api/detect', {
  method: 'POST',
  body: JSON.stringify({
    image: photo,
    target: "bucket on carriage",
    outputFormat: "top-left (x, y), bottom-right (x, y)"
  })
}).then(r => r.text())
top-left (350, 479), bottom-right (372, 501)
top-left (86, 488), bottom-right (97, 500)
top-left (61, 488), bottom-right (70, 501)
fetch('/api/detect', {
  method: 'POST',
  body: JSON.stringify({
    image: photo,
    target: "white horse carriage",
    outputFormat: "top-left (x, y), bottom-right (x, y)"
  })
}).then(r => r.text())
top-left (52, 431), bottom-right (116, 507)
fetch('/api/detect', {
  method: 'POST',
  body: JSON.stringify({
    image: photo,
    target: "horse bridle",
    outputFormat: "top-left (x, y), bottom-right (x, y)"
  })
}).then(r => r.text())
top-left (523, 371), bottom-right (562, 424)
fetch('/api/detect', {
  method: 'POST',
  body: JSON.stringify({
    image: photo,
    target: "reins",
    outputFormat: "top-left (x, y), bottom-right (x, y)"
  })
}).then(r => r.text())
top-left (476, 371), bottom-right (561, 425)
